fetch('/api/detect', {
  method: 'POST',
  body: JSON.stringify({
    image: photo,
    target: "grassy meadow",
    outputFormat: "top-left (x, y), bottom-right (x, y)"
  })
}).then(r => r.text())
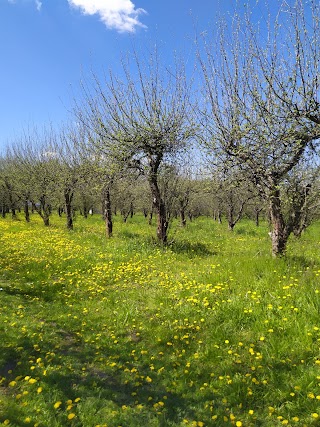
top-left (0, 213), bottom-right (320, 427)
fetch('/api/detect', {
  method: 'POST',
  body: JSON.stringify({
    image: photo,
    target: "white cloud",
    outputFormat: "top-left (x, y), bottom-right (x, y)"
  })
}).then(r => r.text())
top-left (7, 0), bottom-right (42, 11)
top-left (67, 0), bottom-right (147, 33)
top-left (35, 0), bottom-right (42, 11)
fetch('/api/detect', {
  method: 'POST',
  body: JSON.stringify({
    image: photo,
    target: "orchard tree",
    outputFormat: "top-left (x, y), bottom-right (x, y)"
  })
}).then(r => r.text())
top-left (76, 134), bottom-right (121, 238)
top-left (0, 153), bottom-right (20, 219)
top-left (13, 127), bottom-right (59, 227)
top-left (199, 0), bottom-right (320, 256)
top-left (112, 171), bottom-right (140, 223)
top-left (280, 160), bottom-right (320, 238)
top-left (55, 124), bottom-right (93, 230)
top-left (76, 47), bottom-right (195, 243)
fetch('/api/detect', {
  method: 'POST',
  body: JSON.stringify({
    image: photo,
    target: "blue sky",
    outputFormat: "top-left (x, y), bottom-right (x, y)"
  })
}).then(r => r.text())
top-left (0, 0), bottom-right (279, 152)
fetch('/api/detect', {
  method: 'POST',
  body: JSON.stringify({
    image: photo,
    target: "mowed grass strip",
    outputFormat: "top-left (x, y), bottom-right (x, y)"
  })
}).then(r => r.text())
top-left (0, 214), bottom-right (320, 427)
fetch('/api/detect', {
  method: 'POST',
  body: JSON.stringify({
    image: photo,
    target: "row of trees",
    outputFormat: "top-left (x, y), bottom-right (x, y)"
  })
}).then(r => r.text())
top-left (0, 1), bottom-right (319, 256)
top-left (0, 136), bottom-right (266, 230)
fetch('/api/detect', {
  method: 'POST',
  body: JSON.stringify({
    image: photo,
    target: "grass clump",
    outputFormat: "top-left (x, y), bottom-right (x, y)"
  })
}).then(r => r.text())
top-left (0, 214), bottom-right (320, 426)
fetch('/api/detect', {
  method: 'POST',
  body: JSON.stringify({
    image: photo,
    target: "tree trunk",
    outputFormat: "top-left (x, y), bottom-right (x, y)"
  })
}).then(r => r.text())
top-left (228, 222), bottom-right (235, 231)
top-left (227, 205), bottom-right (234, 231)
top-left (24, 199), bottom-right (30, 223)
top-left (43, 212), bottom-right (50, 226)
top-left (148, 207), bottom-right (153, 225)
top-left (269, 187), bottom-right (287, 257)
top-left (102, 186), bottom-right (113, 238)
top-left (180, 209), bottom-right (186, 227)
top-left (179, 200), bottom-right (186, 227)
top-left (255, 208), bottom-right (260, 227)
top-left (149, 174), bottom-right (168, 244)
top-left (1, 204), bottom-right (6, 218)
top-left (38, 196), bottom-right (50, 227)
top-left (64, 189), bottom-right (74, 231)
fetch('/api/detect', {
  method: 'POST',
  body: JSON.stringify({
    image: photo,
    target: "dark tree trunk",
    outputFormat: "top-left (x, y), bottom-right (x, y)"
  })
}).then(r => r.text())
top-left (43, 212), bottom-right (50, 227)
top-left (148, 207), bottom-right (153, 225)
top-left (227, 207), bottom-right (234, 231)
top-left (149, 174), bottom-right (168, 244)
top-left (102, 186), bottom-right (112, 238)
top-left (269, 187), bottom-right (287, 257)
top-left (121, 209), bottom-right (129, 223)
top-left (64, 188), bottom-right (74, 231)
top-left (255, 209), bottom-right (260, 227)
top-left (24, 200), bottom-right (30, 223)
top-left (180, 200), bottom-right (186, 227)
top-left (228, 222), bottom-right (235, 231)
top-left (82, 198), bottom-right (88, 218)
top-left (35, 196), bottom-right (51, 227)
top-left (157, 199), bottom-right (168, 243)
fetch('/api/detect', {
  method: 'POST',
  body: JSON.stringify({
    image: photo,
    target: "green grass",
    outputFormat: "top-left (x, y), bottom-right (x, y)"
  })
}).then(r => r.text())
top-left (0, 213), bottom-right (320, 427)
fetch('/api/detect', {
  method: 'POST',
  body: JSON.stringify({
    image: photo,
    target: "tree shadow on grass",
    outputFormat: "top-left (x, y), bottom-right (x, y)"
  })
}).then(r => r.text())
top-left (235, 227), bottom-right (258, 236)
top-left (0, 282), bottom-right (66, 302)
top-left (37, 329), bottom-right (201, 426)
top-left (284, 254), bottom-right (317, 269)
top-left (119, 230), bottom-right (141, 239)
top-left (168, 240), bottom-right (216, 258)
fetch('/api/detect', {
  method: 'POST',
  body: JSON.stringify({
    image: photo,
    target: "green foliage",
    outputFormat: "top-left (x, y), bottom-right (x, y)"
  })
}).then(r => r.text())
top-left (0, 214), bottom-right (320, 426)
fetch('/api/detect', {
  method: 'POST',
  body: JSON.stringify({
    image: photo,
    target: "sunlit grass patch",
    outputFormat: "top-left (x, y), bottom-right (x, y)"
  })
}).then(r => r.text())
top-left (0, 214), bottom-right (320, 426)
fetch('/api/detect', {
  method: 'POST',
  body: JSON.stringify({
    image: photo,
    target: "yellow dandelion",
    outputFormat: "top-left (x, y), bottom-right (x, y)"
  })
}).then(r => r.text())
top-left (54, 401), bottom-right (62, 409)
top-left (67, 413), bottom-right (76, 420)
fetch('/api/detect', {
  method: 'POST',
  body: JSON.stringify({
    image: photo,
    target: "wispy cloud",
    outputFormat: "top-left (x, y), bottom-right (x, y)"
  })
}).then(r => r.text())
top-left (7, 0), bottom-right (42, 11)
top-left (67, 0), bottom-right (147, 33)
top-left (35, 0), bottom-right (42, 11)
